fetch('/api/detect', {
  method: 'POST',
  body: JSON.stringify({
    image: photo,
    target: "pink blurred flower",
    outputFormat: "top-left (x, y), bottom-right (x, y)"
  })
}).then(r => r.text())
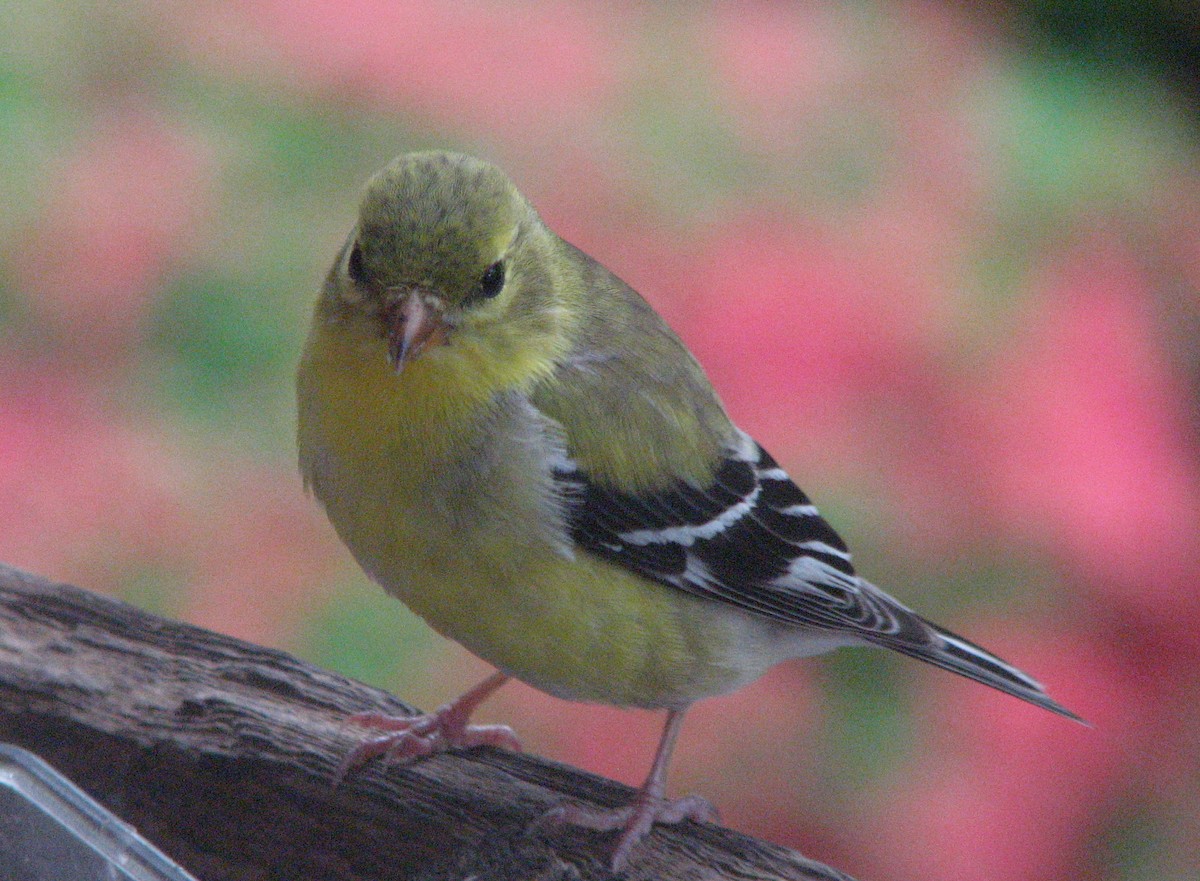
top-left (677, 664), bottom-right (825, 844)
top-left (181, 0), bottom-right (630, 139)
top-left (12, 108), bottom-right (212, 365)
top-left (680, 215), bottom-right (937, 462)
top-left (865, 624), bottom-right (1137, 881)
top-left (486, 675), bottom-right (664, 788)
top-left (485, 652), bottom-right (821, 820)
top-left (971, 235), bottom-right (1200, 647)
top-left (529, 152), bottom-right (712, 351)
top-left (0, 362), bottom-right (340, 646)
top-left (0, 365), bottom-right (193, 590)
top-left (182, 466), bottom-right (346, 646)
top-left (707, 2), bottom-right (857, 143)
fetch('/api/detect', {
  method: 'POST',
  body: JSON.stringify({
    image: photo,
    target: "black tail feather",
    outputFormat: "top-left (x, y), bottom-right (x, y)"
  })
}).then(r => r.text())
top-left (885, 618), bottom-right (1088, 725)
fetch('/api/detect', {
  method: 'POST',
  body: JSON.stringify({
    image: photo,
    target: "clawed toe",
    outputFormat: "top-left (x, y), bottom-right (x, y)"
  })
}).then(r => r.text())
top-left (538, 792), bottom-right (718, 872)
top-left (533, 708), bottom-right (717, 871)
top-left (337, 712), bottom-right (522, 780)
top-left (336, 675), bottom-right (521, 782)
top-left (539, 800), bottom-right (634, 833)
top-left (454, 722), bottom-right (523, 752)
top-left (655, 793), bottom-right (718, 825)
top-left (345, 711), bottom-right (430, 732)
top-left (337, 725), bottom-right (433, 775)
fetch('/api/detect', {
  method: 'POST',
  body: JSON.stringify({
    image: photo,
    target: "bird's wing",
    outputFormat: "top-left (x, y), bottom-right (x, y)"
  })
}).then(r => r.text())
top-left (552, 429), bottom-right (931, 646)
top-left (548, 424), bottom-right (1084, 721)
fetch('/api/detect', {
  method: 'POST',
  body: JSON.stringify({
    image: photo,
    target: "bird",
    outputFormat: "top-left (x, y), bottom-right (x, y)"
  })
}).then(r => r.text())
top-left (296, 150), bottom-right (1082, 871)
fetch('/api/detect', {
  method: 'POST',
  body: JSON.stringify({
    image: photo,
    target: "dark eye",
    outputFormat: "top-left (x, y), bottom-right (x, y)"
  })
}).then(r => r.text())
top-left (478, 261), bottom-right (505, 299)
top-left (347, 241), bottom-right (368, 286)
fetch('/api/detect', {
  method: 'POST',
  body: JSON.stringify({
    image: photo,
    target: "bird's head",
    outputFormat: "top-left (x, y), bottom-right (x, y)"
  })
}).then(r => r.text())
top-left (321, 151), bottom-right (572, 392)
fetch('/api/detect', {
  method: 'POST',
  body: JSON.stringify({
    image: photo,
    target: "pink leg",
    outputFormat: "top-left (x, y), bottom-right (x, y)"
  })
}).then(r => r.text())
top-left (542, 707), bottom-right (718, 871)
top-left (337, 671), bottom-right (519, 779)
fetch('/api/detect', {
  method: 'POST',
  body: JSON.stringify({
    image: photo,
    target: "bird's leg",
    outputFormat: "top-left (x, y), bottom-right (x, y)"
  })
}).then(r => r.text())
top-left (542, 707), bottom-right (718, 871)
top-left (337, 671), bottom-right (518, 778)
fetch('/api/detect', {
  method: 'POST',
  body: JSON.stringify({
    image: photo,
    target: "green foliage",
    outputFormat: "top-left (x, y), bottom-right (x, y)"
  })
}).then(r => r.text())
top-left (301, 575), bottom-right (436, 690)
top-left (147, 270), bottom-right (294, 442)
top-left (818, 649), bottom-right (914, 790)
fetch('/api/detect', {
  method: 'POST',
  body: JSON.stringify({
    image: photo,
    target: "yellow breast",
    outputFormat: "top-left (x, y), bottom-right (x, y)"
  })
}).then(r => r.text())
top-left (297, 316), bottom-right (777, 708)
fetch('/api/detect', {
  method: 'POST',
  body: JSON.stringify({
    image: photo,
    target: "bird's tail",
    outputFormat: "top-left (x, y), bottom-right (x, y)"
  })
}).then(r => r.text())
top-left (886, 618), bottom-right (1087, 724)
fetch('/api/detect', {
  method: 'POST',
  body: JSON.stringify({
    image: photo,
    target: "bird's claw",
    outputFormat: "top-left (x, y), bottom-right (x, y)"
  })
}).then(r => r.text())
top-left (539, 793), bottom-right (718, 871)
top-left (336, 708), bottom-right (521, 781)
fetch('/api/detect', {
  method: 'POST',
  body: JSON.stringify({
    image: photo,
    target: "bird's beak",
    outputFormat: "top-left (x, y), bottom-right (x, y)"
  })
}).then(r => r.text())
top-left (386, 290), bottom-right (450, 371)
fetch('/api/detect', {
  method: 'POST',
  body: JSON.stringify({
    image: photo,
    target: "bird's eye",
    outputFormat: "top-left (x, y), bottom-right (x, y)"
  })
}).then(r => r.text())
top-left (478, 261), bottom-right (505, 300)
top-left (347, 241), bottom-right (368, 286)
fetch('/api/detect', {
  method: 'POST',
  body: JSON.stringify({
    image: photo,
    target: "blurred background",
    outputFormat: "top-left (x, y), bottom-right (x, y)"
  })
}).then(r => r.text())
top-left (2, 1), bottom-right (1198, 879)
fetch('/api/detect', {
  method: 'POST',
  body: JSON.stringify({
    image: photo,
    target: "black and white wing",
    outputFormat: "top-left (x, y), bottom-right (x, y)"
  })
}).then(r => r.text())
top-left (554, 431), bottom-right (924, 643)
top-left (554, 430), bottom-right (1082, 721)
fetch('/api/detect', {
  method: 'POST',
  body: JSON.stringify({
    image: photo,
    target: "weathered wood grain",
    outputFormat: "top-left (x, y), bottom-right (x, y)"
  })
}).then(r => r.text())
top-left (0, 563), bottom-right (854, 880)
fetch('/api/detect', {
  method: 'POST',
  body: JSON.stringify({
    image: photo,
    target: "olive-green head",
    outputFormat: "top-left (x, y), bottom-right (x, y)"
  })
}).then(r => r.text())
top-left (321, 151), bottom-right (571, 381)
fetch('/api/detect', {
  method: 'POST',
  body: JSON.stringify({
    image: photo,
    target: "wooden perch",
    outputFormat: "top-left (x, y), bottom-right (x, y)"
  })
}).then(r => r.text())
top-left (0, 564), bottom-right (855, 880)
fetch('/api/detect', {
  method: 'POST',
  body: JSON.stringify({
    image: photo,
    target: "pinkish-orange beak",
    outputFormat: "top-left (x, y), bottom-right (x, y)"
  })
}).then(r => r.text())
top-left (386, 291), bottom-right (450, 371)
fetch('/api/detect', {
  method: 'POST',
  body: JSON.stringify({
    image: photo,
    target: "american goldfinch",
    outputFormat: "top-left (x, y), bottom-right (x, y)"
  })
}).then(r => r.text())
top-left (297, 151), bottom-right (1081, 870)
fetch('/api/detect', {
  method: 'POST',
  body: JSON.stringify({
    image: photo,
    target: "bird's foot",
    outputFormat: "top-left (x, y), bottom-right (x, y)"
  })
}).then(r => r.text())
top-left (336, 672), bottom-right (518, 780)
top-left (542, 792), bottom-right (718, 872)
